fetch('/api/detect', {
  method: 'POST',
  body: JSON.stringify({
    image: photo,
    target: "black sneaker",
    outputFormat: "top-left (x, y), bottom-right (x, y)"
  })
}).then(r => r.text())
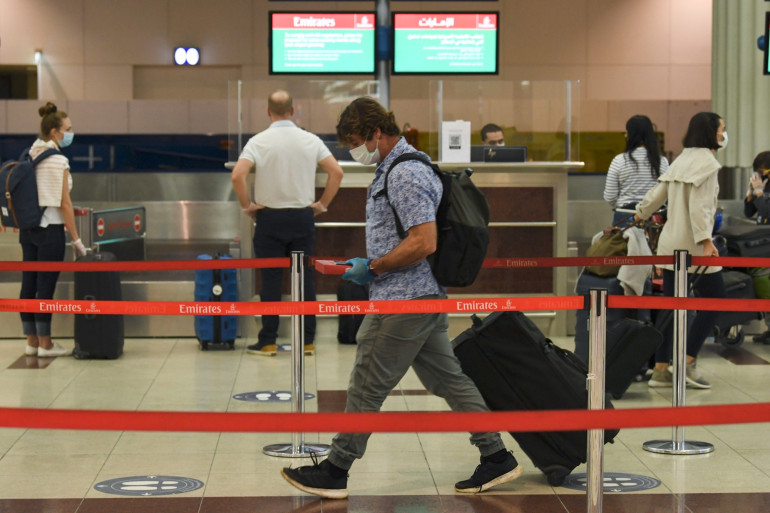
top-left (281, 458), bottom-right (349, 499)
top-left (455, 451), bottom-right (523, 493)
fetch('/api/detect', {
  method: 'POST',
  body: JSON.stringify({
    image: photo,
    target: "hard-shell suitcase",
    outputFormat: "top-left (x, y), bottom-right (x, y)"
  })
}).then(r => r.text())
top-left (74, 251), bottom-right (124, 359)
top-left (603, 318), bottom-right (663, 399)
top-left (718, 225), bottom-right (770, 258)
top-left (336, 281), bottom-right (368, 344)
top-left (452, 311), bottom-right (619, 486)
top-left (194, 254), bottom-right (237, 350)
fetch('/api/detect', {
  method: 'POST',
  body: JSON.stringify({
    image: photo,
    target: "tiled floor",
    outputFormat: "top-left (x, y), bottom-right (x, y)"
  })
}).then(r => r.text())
top-left (0, 318), bottom-right (769, 512)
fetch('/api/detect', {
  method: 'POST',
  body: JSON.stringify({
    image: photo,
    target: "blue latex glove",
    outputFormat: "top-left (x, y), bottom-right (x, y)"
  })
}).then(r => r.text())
top-left (341, 257), bottom-right (376, 285)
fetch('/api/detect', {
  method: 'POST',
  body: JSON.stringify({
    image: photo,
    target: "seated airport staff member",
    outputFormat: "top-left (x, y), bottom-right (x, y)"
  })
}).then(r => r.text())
top-left (281, 97), bottom-right (522, 500)
top-left (480, 123), bottom-right (505, 146)
top-left (744, 151), bottom-right (770, 224)
top-left (231, 89), bottom-right (343, 356)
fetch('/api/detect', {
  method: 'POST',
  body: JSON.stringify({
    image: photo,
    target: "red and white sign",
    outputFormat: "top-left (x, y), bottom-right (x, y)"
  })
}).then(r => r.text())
top-left (394, 13), bottom-right (497, 30)
top-left (272, 12), bottom-right (375, 30)
top-left (134, 214), bottom-right (142, 233)
top-left (96, 218), bottom-right (105, 237)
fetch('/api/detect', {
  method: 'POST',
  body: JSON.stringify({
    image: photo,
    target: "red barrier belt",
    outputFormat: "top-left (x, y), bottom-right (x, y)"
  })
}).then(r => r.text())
top-left (0, 296), bottom-right (584, 316)
top-left (3, 295), bottom-right (768, 317)
top-left (0, 257), bottom-right (290, 272)
top-left (480, 256), bottom-right (670, 268)
top-left (692, 256), bottom-right (770, 268)
top-left (4, 255), bottom-right (770, 273)
top-left (609, 295), bottom-right (770, 312)
top-left (0, 403), bottom-right (767, 433)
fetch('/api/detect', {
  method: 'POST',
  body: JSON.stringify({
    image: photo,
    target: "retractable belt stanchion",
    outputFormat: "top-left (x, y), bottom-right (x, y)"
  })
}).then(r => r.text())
top-left (587, 288), bottom-right (607, 513)
top-left (263, 251), bottom-right (331, 458)
top-left (643, 250), bottom-right (714, 455)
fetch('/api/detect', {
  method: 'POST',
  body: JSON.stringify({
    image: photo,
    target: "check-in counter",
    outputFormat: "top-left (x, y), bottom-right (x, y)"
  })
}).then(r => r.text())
top-left (0, 161), bottom-right (580, 339)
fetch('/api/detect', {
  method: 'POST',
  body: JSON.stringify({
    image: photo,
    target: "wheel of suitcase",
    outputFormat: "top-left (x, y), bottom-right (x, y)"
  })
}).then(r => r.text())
top-left (714, 324), bottom-right (744, 348)
top-left (545, 466), bottom-right (572, 487)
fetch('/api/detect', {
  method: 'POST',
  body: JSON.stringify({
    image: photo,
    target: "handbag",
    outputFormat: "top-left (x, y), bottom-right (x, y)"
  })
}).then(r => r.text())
top-left (585, 216), bottom-right (635, 277)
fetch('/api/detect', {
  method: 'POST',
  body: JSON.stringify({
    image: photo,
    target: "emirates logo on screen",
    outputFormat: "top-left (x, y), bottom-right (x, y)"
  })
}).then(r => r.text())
top-left (356, 15), bottom-right (373, 28)
top-left (293, 16), bottom-right (335, 28)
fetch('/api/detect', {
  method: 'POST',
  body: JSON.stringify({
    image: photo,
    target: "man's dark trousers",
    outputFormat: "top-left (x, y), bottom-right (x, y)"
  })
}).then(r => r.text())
top-left (253, 208), bottom-right (316, 345)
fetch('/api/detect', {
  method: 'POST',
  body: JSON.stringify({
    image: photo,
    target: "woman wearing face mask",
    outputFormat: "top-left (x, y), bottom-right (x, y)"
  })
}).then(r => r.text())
top-left (19, 102), bottom-right (87, 358)
top-left (634, 111), bottom-right (728, 389)
top-left (743, 151), bottom-right (770, 224)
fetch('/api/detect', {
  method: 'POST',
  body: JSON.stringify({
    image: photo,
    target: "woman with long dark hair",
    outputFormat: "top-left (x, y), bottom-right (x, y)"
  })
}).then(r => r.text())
top-left (634, 111), bottom-right (728, 389)
top-left (604, 115), bottom-right (669, 225)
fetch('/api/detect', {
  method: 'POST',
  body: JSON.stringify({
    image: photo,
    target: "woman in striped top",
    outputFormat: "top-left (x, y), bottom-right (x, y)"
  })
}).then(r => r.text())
top-left (603, 115), bottom-right (669, 226)
top-left (20, 102), bottom-right (87, 358)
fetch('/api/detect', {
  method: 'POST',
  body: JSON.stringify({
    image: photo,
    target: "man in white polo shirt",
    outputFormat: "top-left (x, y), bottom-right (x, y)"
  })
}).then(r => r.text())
top-left (231, 89), bottom-right (344, 356)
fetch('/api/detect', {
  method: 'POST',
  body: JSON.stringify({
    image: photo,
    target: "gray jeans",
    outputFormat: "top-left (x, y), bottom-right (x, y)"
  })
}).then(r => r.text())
top-left (327, 298), bottom-right (507, 471)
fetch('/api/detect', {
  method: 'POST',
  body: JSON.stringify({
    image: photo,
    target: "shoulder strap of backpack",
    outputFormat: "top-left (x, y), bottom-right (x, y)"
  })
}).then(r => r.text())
top-left (30, 148), bottom-right (64, 166)
top-left (373, 152), bottom-right (435, 239)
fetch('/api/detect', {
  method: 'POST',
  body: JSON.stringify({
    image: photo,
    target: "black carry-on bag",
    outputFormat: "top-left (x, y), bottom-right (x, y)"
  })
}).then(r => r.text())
top-left (336, 281), bottom-right (368, 344)
top-left (574, 272), bottom-right (659, 399)
top-left (74, 251), bottom-right (124, 359)
top-left (573, 270), bottom-right (627, 362)
top-left (603, 318), bottom-right (663, 399)
top-left (711, 269), bottom-right (762, 347)
top-left (452, 311), bottom-right (619, 487)
top-left (655, 266), bottom-right (761, 348)
top-left (718, 225), bottom-right (770, 258)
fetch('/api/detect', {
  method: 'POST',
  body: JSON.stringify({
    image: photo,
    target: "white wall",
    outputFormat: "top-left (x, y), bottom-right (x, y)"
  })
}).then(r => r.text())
top-left (0, 0), bottom-right (713, 145)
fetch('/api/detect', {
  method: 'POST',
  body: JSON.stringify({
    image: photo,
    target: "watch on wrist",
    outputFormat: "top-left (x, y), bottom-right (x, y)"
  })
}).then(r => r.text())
top-left (367, 259), bottom-right (377, 276)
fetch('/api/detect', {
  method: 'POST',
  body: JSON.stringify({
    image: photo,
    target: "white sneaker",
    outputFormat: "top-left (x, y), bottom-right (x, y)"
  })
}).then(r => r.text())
top-left (25, 345), bottom-right (39, 356)
top-left (37, 343), bottom-right (73, 358)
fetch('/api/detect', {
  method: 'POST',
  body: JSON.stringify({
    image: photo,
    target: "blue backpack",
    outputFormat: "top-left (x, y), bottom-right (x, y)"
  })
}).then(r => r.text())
top-left (0, 148), bottom-right (62, 229)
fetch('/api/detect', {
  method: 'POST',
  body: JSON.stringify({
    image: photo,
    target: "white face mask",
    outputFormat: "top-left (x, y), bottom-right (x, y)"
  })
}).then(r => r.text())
top-left (349, 138), bottom-right (380, 165)
top-left (718, 131), bottom-right (728, 151)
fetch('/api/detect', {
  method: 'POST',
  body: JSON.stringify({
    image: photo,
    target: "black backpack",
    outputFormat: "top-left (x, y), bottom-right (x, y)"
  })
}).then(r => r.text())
top-left (377, 152), bottom-right (490, 287)
top-left (0, 148), bottom-right (62, 229)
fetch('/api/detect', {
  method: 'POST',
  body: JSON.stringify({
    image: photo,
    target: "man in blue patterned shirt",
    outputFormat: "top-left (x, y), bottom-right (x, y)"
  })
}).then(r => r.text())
top-left (281, 97), bottom-right (521, 499)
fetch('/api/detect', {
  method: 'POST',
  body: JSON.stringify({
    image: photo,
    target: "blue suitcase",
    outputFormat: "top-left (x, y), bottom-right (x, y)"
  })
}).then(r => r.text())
top-left (194, 254), bottom-right (238, 350)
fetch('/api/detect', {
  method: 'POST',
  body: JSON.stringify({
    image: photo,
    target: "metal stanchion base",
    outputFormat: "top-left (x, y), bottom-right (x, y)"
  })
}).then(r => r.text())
top-left (263, 443), bottom-right (331, 458)
top-left (642, 440), bottom-right (714, 455)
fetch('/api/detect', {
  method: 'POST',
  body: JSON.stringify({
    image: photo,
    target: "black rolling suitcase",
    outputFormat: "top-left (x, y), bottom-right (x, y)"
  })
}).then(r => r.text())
top-left (711, 269), bottom-right (762, 347)
top-left (603, 318), bottom-right (663, 399)
top-left (452, 311), bottom-right (619, 486)
top-left (574, 270), bottom-right (653, 364)
top-left (718, 225), bottom-right (770, 257)
top-left (336, 282), bottom-right (368, 344)
top-left (74, 252), bottom-right (124, 359)
top-left (574, 270), bottom-right (627, 362)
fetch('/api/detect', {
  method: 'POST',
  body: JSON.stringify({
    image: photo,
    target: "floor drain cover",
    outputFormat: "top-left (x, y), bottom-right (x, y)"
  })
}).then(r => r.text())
top-left (561, 472), bottom-right (661, 492)
top-left (94, 475), bottom-right (204, 496)
top-left (233, 390), bottom-right (315, 402)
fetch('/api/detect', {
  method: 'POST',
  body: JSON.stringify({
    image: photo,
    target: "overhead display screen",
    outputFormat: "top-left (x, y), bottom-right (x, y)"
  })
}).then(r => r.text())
top-left (269, 12), bottom-right (376, 74)
top-left (392, 12), bottom-right (499, 74)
